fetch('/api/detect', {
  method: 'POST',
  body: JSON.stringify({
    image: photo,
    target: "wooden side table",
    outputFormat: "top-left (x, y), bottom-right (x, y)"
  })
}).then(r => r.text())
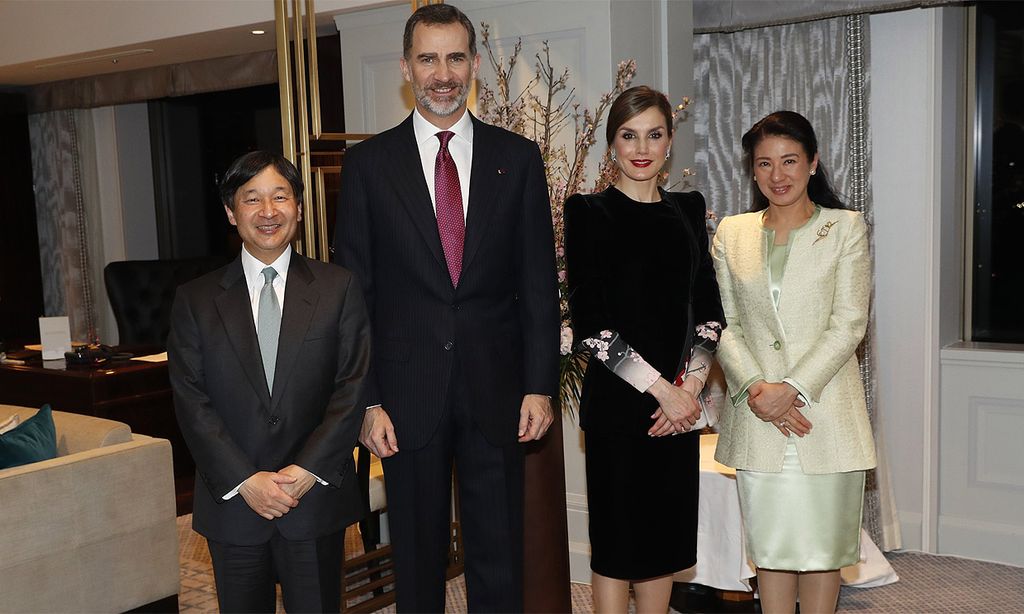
top-left (0, 350), bottom-right (194, 514)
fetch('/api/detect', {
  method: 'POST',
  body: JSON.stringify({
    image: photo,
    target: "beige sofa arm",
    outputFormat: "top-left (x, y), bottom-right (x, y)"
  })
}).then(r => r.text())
top-left (0, 405), bottom-right (133, 454)
top-left (0, 434), bottom-right (179, 612)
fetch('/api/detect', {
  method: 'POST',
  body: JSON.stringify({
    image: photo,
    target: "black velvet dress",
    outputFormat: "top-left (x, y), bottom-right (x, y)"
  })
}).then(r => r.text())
top-left (564, 186), bottom-right (724, 580)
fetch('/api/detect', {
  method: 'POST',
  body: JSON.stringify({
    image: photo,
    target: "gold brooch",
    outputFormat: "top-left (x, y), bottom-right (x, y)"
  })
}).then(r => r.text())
top-left (813, 220), bottom-right (837, 245)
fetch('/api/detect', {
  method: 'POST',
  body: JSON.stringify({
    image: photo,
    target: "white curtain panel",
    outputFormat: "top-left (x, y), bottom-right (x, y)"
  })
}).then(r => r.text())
top-left (694, 15), bottom-right (901, 551)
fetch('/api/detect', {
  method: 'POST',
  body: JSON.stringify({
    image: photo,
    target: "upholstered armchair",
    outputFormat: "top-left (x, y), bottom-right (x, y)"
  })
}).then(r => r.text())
top-left (104, 257), bottom-right (228, 347)
top-left (0, 405), bottom-right (179, 612)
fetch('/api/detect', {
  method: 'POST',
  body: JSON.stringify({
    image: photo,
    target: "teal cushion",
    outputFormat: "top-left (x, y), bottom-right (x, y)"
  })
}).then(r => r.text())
top-left (0, 404), bottom-right (58, 470)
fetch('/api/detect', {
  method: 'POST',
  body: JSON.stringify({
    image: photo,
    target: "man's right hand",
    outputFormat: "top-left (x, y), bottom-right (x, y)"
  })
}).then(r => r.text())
top-left (238, 471), bottom-right (299, 520)
top-left (360, 406), bottom-right (399, 458)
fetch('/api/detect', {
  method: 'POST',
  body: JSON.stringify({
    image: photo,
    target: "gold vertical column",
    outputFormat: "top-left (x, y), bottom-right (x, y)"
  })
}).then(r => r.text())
top-left (314, 168), bottom-right (329, 258)
top-left (291, 0), bottom-right (315, 258)
top-left (305, 0), bottom-right (329, 258)
top-left (274, 0), bottom-right (296, 163)
top-left (306, 0), bottom-right (322, 139)
top-left (275, 0), bottom-right (304, 255)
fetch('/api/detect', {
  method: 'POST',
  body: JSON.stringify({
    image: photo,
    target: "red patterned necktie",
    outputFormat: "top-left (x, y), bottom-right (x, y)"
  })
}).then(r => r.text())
top-left (434, 130), bottom-right (465, 287)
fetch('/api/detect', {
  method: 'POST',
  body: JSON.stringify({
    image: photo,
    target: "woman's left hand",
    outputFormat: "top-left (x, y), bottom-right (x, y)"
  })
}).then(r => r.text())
top-left (648, 378), bottom-right (702, 435)
top-left (747, 381), bottom-right (802, 422)
top-left (772, 405), bottom-right (813, 437)
top-left (650, 375), bottom-right (707, 436)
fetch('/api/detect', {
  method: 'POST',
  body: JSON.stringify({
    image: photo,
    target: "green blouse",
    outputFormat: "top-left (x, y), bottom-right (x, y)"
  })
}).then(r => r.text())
top-left (764, 206), bottom-right (822, 309)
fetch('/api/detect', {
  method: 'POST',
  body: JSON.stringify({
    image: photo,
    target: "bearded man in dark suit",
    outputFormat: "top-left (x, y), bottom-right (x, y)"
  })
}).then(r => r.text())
top-left (169, 151), bottom-right (370, 613)
top-left (333, 4), bottom-right (560, 611)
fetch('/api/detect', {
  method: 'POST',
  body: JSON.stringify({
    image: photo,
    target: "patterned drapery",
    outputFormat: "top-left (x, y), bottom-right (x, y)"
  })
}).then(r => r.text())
top-left (28, 110), bottom-right (98, 344)
top-left (694, 15), bottom-right (901, 551)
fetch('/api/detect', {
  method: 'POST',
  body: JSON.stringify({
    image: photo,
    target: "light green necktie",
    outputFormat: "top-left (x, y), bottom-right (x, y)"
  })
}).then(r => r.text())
top-left (257, 267), bottom-right (281, 394)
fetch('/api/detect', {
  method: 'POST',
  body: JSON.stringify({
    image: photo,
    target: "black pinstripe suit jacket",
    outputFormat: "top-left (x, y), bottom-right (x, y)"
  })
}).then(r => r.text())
top-left (334, 113), bottom-right (560, 449)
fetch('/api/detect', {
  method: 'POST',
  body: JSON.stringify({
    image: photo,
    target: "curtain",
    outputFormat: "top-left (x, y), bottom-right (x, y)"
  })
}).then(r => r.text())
top-left (28, 110), bottom-right (98, 344)
top-left (693, 0), bottom-right (962, 34)
top-left (694, 15), bottom-right (901, 551)
top-left (27, 50), bottom-right (278, 114)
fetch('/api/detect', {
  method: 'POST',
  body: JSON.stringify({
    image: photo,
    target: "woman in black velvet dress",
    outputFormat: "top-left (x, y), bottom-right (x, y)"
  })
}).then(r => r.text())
top-left (565, 86), bottom-right (725, 613)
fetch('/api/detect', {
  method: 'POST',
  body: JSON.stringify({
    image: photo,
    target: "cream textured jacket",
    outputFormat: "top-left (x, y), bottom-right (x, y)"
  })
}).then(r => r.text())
top-left (711, 208), bottom-right (877, 474)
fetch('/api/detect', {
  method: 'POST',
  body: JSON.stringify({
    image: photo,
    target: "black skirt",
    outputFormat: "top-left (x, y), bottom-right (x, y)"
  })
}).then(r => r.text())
top-left (584, 429), bottom-right (700, 580)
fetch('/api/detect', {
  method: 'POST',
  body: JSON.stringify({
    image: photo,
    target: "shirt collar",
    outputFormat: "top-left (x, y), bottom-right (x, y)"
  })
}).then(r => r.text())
top-left (241, 245), bottom-right (292, 291)
top-left (412, 107), bottom-right (474, 147)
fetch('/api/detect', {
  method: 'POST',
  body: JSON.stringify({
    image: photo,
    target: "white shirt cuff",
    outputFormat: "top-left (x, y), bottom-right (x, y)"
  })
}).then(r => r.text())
top-left (783, 377), bottom-right (814, 408)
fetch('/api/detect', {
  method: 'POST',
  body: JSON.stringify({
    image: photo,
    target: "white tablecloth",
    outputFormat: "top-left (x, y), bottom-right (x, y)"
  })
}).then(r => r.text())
top-left (673, 434), bottom-right (899, 592)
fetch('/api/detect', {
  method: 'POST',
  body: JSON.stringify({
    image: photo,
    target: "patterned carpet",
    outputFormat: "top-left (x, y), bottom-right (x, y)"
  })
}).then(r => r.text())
top-left (177, 515), bottom-right (1024, 613)
top-left (177, 515), bottom-right (595, 613)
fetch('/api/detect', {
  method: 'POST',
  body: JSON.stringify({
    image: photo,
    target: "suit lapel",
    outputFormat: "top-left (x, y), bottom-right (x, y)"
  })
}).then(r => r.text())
top-left (270, 255), bottom-right (317, 413)
top-left (214, 258), bottom-right (272, 409)
top-left (462, 115), bottom-right (500, 275)
top-left (389, 115), bottom-right (447, 272)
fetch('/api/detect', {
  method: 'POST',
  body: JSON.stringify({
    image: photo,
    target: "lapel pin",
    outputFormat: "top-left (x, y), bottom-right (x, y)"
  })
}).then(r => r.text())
top-left (497, 168), bottom-right (507, 175)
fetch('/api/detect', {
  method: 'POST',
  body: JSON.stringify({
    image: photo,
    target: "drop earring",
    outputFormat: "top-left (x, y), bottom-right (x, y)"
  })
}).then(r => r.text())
top-left (665, 151), bottom-right (671, 160)
top-left (610, 151), bottom-right (617, 162)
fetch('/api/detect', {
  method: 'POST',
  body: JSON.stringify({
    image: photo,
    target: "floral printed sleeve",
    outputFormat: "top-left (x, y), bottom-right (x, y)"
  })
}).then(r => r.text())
top-left (580, 330), bottom-right (662, 392)
top-left (678, 321), bottom-right (723, 387)
top-left (582, 320), bottom-right (723, 393)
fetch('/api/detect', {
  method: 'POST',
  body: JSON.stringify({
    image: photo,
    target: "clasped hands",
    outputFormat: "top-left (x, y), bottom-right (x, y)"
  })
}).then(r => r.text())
top-left (747, 380), bottom-right (812, 437)
top-left (648, 377), bottom-right (702, 436)
top-left (238, 464), bottom-right (317, 521)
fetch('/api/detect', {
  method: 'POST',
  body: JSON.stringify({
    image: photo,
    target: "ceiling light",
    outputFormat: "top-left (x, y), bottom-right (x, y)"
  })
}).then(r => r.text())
top-left (252, 29), bottom-right (266, 35)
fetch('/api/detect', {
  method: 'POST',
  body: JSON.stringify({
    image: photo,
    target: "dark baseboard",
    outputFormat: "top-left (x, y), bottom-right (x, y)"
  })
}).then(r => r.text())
top-left (125, 593), bottom-right (179, 613)
top-left (670, 582), bottom-right (759, 614)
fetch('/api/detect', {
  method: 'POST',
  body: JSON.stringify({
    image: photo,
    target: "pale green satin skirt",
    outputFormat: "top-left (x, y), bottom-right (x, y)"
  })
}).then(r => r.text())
top-left (736, 438), bottom-right (865, 571)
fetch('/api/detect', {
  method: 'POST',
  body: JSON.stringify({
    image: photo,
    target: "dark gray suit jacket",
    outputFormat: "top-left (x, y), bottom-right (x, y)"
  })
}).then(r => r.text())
top-left (168, 252), bottom-right (371, 545)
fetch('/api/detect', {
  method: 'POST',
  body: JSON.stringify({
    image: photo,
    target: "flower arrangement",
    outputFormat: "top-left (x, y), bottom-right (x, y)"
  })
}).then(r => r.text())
top-left (476, 24), bottom-right (699, 413)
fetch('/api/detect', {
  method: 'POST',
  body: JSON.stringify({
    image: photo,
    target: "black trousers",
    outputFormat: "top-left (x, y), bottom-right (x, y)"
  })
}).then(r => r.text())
top-left (382, 374), bottom-right (525, 613)
top-left (207, 527), bottom-right (344, 613)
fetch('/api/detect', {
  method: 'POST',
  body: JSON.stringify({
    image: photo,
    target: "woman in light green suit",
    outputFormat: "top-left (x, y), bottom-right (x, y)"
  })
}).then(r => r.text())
top-left (712, 111), bottom-right (876, 614)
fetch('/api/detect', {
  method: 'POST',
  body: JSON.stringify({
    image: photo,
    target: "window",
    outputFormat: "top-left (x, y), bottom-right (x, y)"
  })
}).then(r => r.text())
top-left (971, 2), bottom-right (1024, 343)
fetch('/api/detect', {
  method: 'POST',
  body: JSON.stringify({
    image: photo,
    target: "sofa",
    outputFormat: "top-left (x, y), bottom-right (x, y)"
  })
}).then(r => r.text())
top-left (0, 405), bottom-right (179, 613)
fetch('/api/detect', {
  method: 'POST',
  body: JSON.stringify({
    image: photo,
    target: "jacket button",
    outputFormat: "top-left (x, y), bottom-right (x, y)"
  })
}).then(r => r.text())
top-left (773, 340), bottom-right (782, 350)
top-left (268, 415), bottom-right (280, 425)
top-left (444, 341), bottom-right (454, 351)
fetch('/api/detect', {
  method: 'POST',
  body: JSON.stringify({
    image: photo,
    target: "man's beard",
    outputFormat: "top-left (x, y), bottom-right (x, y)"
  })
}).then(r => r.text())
top-left (413, 79), bottom-right (470, 118)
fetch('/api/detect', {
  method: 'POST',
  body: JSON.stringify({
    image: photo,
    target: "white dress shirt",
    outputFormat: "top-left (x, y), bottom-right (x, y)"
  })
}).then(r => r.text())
top-left (412, 107), bottom-right (473, 218)
top-left (224, 245), bottom-right (326, 499)
top-left (241, 244), bottom-right (291, 325)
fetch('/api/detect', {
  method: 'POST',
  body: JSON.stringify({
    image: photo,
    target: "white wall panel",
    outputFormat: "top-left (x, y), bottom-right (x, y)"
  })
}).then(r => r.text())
top-left (939, 345), bottom-right (1024, 565)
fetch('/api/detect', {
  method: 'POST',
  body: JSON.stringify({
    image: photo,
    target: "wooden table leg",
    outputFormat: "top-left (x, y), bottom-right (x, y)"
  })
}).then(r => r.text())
top-left (522, 411), bottom-right (571, 612)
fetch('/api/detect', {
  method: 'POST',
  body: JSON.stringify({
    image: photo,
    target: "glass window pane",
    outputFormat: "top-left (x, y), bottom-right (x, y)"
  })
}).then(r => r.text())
top-left (973, 2), bottom-right (1024, 343)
